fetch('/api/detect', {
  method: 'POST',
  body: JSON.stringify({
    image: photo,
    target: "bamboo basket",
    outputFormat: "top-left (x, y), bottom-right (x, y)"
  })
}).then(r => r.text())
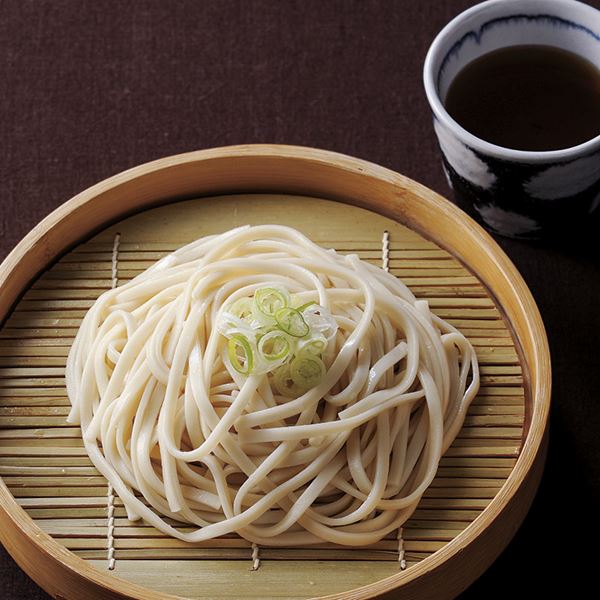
top-left (0, 145), bottom-right (550, 600)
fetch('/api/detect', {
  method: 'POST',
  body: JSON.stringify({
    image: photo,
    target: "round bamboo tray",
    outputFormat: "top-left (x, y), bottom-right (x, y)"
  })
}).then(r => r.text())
top-left (0, 145), bottom-right (550, 600)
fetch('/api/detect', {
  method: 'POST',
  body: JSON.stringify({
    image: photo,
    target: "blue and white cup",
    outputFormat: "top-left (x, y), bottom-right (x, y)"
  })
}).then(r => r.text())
top-left (424, 0), bottom-right (600, 238)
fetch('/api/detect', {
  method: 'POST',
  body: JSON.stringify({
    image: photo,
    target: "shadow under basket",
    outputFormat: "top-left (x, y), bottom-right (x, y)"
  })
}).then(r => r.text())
top-left (0, 145), bottom-right (550, 600)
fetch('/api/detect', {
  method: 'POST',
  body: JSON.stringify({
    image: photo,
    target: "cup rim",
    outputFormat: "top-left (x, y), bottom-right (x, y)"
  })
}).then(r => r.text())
top-left (423, 0), bottom-right (600, 163)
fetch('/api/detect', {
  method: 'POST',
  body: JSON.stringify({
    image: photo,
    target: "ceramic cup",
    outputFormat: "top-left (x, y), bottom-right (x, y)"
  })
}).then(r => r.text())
top-left (423, 0), bottom-right (600, 238)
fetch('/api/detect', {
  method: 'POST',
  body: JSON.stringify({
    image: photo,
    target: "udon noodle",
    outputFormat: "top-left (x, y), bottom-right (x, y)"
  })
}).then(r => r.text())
top-left (66, 225), bottom-right (479, 546)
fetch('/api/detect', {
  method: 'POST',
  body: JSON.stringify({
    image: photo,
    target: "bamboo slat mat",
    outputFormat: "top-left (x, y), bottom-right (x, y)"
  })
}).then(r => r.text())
top-left (0, 195), bottom-right (527, 599)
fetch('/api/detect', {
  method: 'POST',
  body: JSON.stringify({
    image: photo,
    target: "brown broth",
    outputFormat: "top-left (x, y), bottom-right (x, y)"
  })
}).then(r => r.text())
top-left (444, 45), bottom-right (600, 151)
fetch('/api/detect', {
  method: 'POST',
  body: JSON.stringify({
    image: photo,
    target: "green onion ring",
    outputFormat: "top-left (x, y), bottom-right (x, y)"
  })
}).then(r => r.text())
top-left (258, 330), bottom-right (291, 362)
top-left (254, 287), bottom-right (289, 317)
top-left (227, 334), bottom-right (254, 375)
top-left (275, 307), bottom-right (310, 338)
top-left (289, 355), bottom-right (325, 389)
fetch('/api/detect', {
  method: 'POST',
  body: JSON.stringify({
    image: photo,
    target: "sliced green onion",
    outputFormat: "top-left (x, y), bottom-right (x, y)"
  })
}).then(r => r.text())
top-left (227, 334), bottom-right (254, 375)
top-left (254, 287), bottom-right (289, 318)
top-left (289, 355), bottom-right (325, 389)
top-left (258, 330), bottom-right (292, 362)
top-left (298, 335), bottom-right (327, 356)
top-left (275, 307), bottom-right (310, 338)
top-left (228, 297), bottom-right (253, 320)
top-left (302, 305), bottom-right (338, 341)
top-left (218, 315), bottom-right (255, 338)
top-left (296, 300), bottom-right (317, 313)
top-left (220, 285), bottom-right (332, 385)
top-left (273, 364), bottom-right (299, 397)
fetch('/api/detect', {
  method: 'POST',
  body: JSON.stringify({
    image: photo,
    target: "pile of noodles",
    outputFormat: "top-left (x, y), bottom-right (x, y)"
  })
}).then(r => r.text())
top-left (66, 224), bottom-right (479, 546)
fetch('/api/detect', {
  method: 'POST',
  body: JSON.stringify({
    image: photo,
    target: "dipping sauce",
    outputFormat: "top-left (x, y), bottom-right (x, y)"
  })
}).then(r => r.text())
top-left (444, 45), bottom-right (600, 151)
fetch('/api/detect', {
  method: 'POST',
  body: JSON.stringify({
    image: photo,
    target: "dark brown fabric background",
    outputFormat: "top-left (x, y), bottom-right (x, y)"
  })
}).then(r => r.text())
top-left (1, 0), bottom-right (599, 598)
